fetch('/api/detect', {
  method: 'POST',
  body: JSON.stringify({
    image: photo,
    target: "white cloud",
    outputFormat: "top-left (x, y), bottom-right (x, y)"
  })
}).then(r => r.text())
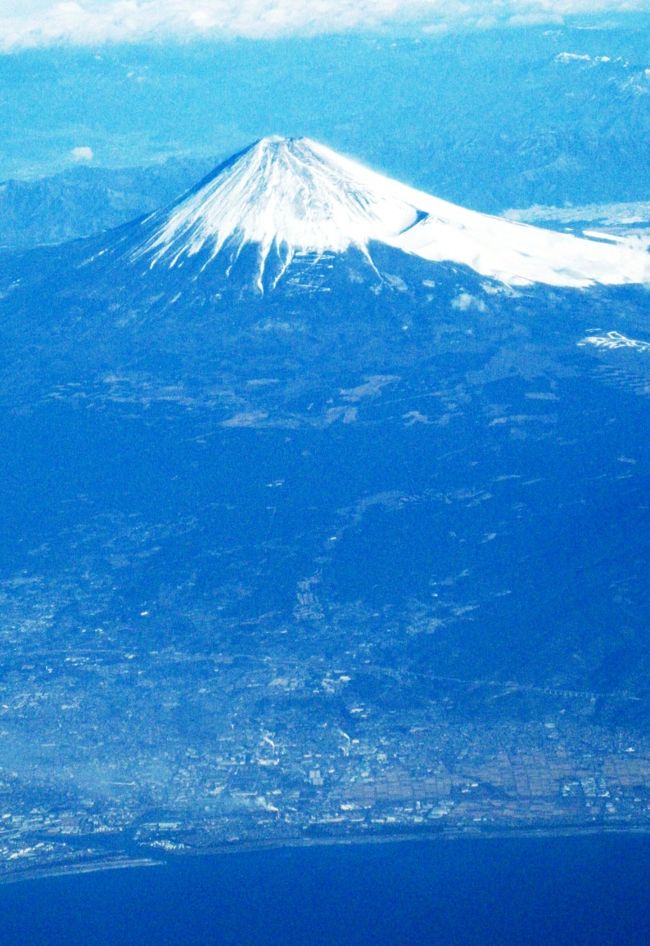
top-left (0, 0), bottom-right (648, 50)
top-left (451, 292), bottom-right (488, 312)
top-left (70, 145), bottom-right (94, 161)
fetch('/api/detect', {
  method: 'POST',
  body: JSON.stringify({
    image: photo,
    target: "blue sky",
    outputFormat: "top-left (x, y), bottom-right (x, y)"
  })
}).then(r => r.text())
top-left (2, 0), bottom-right (650, 50)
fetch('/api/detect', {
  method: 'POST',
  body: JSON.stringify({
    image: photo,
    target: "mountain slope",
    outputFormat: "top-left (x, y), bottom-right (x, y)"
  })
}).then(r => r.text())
top-left (126, 136), bottom-right (650, 291)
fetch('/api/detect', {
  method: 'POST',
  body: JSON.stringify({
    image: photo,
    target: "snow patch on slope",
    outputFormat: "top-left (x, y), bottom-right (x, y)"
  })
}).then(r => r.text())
top-left (133, 136), bottom-right (650, 291)
top-left (579, 330), bottom-right (650, 353)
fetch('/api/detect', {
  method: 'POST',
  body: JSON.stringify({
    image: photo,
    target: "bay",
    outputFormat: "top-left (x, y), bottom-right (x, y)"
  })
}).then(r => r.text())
top-left (1, 834), bottom-right (649, 945)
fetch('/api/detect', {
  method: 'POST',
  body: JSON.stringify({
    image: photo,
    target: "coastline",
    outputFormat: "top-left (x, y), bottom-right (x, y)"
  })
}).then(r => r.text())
top-left (3, 821), bottom-right (650, 888)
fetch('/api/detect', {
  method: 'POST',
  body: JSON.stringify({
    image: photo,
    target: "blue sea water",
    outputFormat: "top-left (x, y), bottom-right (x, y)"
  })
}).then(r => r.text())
top-left (1, 835), bottom-right (649, 945)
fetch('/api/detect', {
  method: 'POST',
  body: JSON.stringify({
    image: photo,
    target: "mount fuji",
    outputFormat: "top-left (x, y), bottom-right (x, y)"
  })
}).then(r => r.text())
top-left (1, 135), bottom-right (650, 877)
top-left (0, 135), bottom-right (649, 416)
top-left (122, 136), bottom-right (650, 292)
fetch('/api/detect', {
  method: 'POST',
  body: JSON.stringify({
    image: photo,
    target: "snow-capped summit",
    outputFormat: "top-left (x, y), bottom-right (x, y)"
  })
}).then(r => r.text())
top-left (132, 136), bottom-right (650, 291)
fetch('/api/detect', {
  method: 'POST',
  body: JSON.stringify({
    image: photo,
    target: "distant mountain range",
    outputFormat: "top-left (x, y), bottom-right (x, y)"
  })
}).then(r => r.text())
top-left (0, 156), bottom-right (214, 249)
